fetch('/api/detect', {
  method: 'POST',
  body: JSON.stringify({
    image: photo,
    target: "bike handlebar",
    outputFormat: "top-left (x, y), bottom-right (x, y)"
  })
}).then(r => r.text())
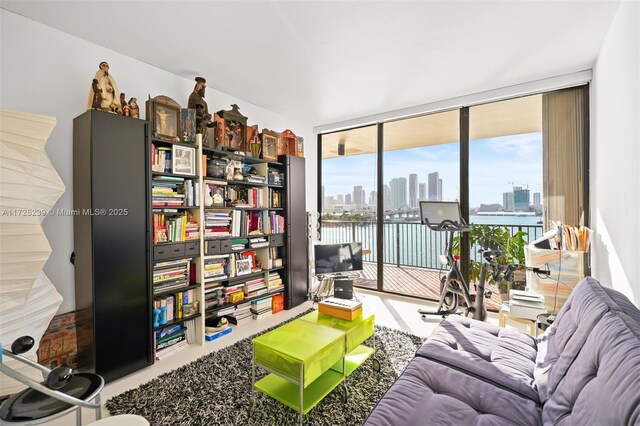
top-left (425, 218), bottom-right (470, 232)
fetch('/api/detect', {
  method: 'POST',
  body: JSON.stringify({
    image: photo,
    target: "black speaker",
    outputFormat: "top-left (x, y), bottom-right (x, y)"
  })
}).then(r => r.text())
top-left (334, 278), bottom-right (353, 300)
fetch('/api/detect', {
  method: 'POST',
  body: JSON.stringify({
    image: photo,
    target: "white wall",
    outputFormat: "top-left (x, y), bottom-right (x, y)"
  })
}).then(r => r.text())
top-left (590, 1), bottom-right (640, 305)
top-left (0, 10), bottom-right (315, 314)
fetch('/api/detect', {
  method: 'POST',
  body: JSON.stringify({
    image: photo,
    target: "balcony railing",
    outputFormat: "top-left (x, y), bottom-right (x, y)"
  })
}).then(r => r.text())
top-left (320, 220), bottom-right (544, 269)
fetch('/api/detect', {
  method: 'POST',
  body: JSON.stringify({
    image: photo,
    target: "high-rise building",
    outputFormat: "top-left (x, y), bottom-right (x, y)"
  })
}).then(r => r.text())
top-left (337, 194), bottom-right (344, 205)
top-left (383, 184), bottom-right (391, 209)
top-left (345, 194), bottom-right (352, 205)
top-left (324, 196), bottom-right (334, 210)
top-left (419, 182), bottom-right (427, 201)
top-left (437, 178), bottom-right (443, 201)
top-left (390, 177), bottom-right (408, 209)
top-left (369, 191), bottom-right (377, 209)
top-left (533, 192), bottom-right (541, 212)
top-left (353, 186), bottom-right (365, 210)
top-left (428, 172), bottom-right (439, 201)
top-left (513, 186), bottom-right (530, 211)
top-left (503, 192), bottom-right (515, 211)
top-left (409, 174), bottom-right (418, 208)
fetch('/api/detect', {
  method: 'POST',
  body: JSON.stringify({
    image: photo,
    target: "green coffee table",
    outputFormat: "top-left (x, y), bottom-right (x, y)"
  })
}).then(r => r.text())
top-left (250, 319), bottom-right (347, 425)
top-left (298, 310), bottom-right (379, 376)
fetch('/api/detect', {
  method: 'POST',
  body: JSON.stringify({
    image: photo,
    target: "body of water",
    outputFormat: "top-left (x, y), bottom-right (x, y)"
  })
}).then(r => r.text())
top-left (320, 215), bottom-right (543, 269)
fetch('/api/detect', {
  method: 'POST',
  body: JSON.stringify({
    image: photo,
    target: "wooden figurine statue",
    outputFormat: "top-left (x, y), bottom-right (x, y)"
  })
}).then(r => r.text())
top-left (188, 76), bottom-right (216, 147)
top-left (87, 61), bottom-right (122, 113)
top-left (129, 98), bottom-right (139, 118)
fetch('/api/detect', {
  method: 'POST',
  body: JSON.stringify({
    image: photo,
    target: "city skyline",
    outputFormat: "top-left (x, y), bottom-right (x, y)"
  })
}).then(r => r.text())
top-left (321, 131), bottom-right (542, 208)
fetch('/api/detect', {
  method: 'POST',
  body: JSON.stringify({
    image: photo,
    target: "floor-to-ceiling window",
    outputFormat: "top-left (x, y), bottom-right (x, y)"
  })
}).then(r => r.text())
top-left (317, 86), bottom-right (588, 308)
top-left (381, 110), bottom-right (459, 298)
top-left (319, 125), bottom-right (378, 286)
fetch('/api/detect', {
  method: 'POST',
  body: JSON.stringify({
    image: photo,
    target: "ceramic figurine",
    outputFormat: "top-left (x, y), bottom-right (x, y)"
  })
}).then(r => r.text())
top-left (129, 97), bottom-right (139, 118)
top-left (87, 61), bottom-right (121, 112)
top-left (122, 104), bottom-right (131, 117)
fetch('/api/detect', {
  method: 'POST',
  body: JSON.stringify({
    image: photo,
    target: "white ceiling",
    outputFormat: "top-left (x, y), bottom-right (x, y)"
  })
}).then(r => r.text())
top-left (1, 1), bottom-right (620, 128)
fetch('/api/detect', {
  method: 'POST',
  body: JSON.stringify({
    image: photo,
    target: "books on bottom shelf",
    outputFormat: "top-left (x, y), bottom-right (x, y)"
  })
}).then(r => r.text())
top-left (251, 295), bottom-right (273, 320)
top-left (155, 324), bottom-right (189, 360)
top-left (205, 327), bottom-right (232, 341)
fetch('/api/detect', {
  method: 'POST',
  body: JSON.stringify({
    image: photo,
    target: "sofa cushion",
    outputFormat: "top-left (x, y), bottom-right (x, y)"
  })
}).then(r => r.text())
top-left (603, 286), bottom-right (640, 325)
top-left (535, 277), bottom-right (623, 402)
top-left (416, 315), bottom-right (539, 401)
top-left (364, 356), bottom-right (542, 426)
top-left (542, 311), bottom-right (640, 425)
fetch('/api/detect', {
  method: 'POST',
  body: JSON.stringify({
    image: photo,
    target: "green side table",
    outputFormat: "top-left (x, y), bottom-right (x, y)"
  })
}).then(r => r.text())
top-left (251, 319), bottom-right (347, 425)
top-left (298, 310), bottom-right (379, 375)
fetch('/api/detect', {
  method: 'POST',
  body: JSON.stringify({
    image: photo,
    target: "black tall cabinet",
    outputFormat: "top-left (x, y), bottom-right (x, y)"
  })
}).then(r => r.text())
top-left (73, 110), bottom-right (152, 383)
top-left (284, 155), bottom-right (308, 309)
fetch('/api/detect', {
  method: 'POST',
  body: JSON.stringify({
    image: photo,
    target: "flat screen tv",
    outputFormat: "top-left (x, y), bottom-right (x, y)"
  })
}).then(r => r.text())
top-left (314, 242), bottom-right (363, 274)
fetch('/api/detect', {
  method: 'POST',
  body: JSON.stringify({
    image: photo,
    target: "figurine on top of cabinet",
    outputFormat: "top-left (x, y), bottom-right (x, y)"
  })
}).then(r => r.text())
top-left (87, 61), bottom-right (121, 113)
top-left (128, 97), bottom-right (140, 119)
top-left (188, 76), bottom-right (216, 147)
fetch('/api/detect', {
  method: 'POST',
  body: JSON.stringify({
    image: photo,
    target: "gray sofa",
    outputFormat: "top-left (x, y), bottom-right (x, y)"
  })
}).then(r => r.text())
top-left (364, 277), bottom-right (640, 425)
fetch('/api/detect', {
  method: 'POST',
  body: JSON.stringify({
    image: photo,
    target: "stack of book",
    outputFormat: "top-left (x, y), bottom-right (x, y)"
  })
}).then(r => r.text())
top-left (153, 259), bottom-right (190, 294)
top-left (231, 302), bottom-right (252, 325)
top-left (155, 324), bottom-right (188, 360)
top-left (152, 176), bottom-right (186, 207)
top-left (251, 296), bottom-right (273, 320)
top-left (203, 255), bottom-right (228, 282)
top-left (267, 272), bottom-right (284, 293)
top-left (244, 277), bottom-right (267, 298)
top-left (318, 297), bottom-right (363, 321)
top-left (245, 173), bottom-right (266, 184)
top-left (204, 211), bottom-right (232, 238)
top-left (204, 317), bottom-right (232, 341)
top-left (231, 238), bottom-right (248, 251)
top-left (249, 237), bottom-right (269, 248)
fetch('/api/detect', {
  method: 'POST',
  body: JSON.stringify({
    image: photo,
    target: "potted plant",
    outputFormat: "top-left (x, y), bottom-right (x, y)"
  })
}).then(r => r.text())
top-left (454, 225), bottom-right (527, 302)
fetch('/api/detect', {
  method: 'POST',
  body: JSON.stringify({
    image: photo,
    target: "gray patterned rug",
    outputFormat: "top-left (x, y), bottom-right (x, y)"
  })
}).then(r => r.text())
top-left (106, 310), bottom-right (425, 425)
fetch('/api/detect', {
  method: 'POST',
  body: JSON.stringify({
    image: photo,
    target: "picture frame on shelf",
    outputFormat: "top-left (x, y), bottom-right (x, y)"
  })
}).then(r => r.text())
top-left (181, 108), bottom-right (196, 143)
top-left (261, 129), bottom-right (278, 161)
top-left (236, 258), bottom-right (252, 276)
top-left (172, 145), bottom-right (196, 176)
top-left (148, 96), bottom-right (181, 141)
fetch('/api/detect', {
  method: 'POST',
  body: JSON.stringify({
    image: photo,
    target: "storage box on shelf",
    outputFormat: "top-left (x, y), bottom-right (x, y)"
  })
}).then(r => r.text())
top-left (524, 246), bottom-right (587, 313)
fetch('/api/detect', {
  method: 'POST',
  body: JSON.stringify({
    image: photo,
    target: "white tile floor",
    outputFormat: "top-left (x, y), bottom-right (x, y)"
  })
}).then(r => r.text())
top-left (43, 290), bottom-right (526, 425)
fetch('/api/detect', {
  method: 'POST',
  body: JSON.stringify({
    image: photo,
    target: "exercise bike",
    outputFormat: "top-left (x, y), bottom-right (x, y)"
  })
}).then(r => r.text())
top-left (417, 201), bottom-right (512, 322)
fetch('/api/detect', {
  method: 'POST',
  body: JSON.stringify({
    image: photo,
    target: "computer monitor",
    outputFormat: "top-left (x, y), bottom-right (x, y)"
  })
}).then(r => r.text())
top-left (313, 242), bottom-right (363, 274)
top-left (419, 201), bottom-right (462, 226)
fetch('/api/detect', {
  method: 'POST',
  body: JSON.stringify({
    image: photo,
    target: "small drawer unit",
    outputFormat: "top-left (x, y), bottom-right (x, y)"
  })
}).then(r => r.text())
top-left (269, 234), bottom-right (284, 247)
top-left (205, 240), bottom-right (220, 255)
top-left (154, 243), bottom-right (186, 261)
top-left (220, 239), bottom-right (232, 253)
top-left (185, 241), bottom-right (200, 257)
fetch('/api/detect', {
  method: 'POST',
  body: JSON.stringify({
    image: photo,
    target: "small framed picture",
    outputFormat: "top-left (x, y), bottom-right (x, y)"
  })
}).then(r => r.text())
top-left (261, 129), bottom-right (278, 161)
top-left (236, 258), bottom-right (252, 276)
top-left (172, 145), bottom-right (196, 176)
top-left (181, 108), bottom-right (196, 143)
top-left (153, 101), bottom-right (180, 141)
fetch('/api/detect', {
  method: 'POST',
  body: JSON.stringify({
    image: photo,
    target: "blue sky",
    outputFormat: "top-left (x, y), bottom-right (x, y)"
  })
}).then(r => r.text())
top-left (322, 131), bottom-right (542, 208)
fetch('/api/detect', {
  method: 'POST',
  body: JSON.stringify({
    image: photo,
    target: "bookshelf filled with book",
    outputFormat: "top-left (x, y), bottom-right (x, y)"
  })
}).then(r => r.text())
top-left (150, 135), bottom-right (204, 360)
top-left (197, 147), bottom-right (292, 327)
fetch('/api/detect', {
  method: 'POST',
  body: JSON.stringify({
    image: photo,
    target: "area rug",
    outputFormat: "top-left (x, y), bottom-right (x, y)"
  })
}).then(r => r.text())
top-left (106, 311), bottom-right (425, 426)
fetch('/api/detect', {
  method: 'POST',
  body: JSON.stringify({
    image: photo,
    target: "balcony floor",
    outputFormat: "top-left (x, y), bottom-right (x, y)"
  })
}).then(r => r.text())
top-left (354, 261), bottom-right (503, 312)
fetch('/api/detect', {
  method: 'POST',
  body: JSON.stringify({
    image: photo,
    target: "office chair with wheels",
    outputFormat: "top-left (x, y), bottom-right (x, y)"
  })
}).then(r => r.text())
top-left (0, 336), bottom-right (104, 426)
